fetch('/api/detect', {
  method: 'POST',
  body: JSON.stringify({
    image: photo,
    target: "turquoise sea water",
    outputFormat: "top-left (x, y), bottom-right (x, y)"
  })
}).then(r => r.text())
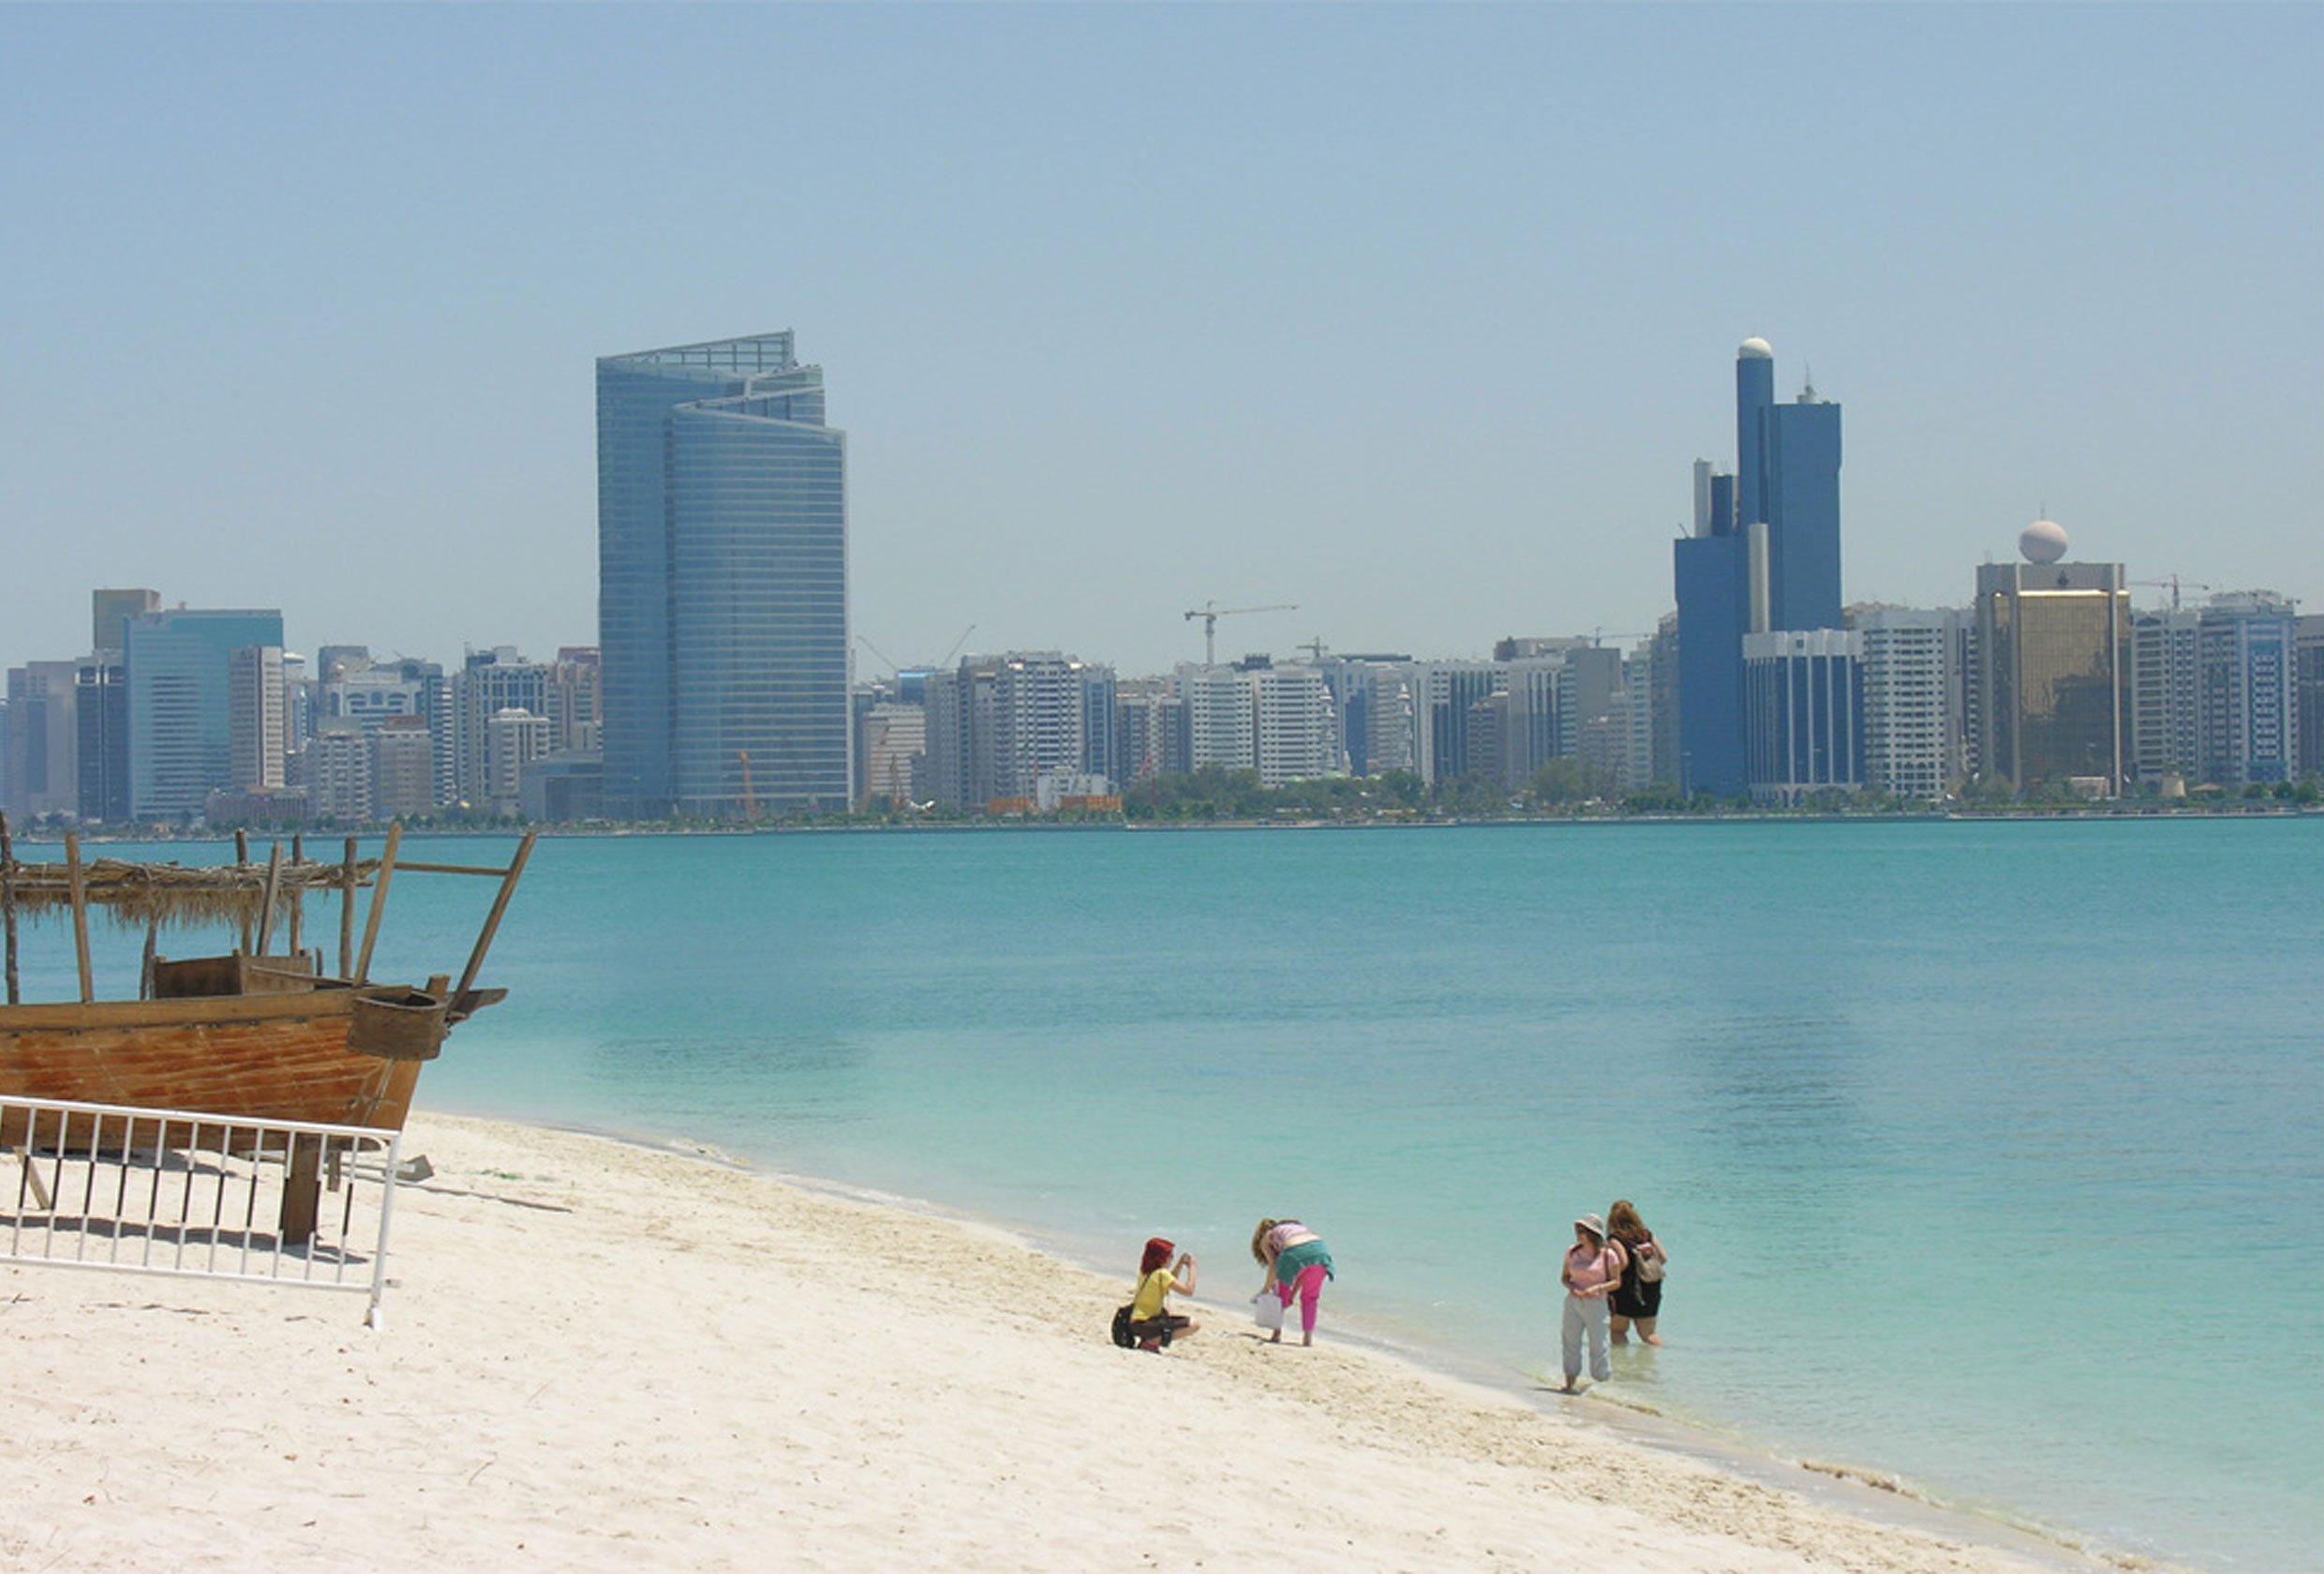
top-left (19, 822), bottom-right (2321, 1569)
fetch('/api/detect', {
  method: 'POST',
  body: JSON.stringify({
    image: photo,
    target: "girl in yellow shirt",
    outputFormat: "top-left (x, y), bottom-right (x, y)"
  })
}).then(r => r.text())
top-left (1127, 1236), bottom-right (1199, 1351)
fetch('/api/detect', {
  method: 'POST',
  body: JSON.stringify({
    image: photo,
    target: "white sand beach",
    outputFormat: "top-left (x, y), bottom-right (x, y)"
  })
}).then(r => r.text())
top-left (3, 1114), bottom-right (2122, 1573)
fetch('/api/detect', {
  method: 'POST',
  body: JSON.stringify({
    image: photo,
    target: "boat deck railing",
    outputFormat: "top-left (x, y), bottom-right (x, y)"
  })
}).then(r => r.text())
top-left (1, 1093), bottom-right (407, 1329)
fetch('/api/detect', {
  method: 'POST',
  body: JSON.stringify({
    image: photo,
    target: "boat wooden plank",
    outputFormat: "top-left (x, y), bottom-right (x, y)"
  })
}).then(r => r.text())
top-left (0, 991), bottom-right (359, 1032)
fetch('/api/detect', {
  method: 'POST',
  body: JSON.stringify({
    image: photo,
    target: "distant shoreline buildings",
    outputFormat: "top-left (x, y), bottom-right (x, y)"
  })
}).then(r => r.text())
top-left (4, 335), bottom-right (2318, 829)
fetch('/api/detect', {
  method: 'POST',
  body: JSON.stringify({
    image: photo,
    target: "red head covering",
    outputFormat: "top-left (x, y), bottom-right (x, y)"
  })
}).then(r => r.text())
top-left (1140, 1237), bottom-right (1175, 1277)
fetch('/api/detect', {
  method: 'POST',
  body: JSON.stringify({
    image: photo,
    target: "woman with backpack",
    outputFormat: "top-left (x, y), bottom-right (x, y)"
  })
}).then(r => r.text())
top-left (1606, 1198), bottom-right (1668, 1346)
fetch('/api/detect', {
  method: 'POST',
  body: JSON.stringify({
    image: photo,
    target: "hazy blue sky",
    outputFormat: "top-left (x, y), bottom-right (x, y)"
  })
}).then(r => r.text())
top-left (4, 5), bottom-right (2317, 676)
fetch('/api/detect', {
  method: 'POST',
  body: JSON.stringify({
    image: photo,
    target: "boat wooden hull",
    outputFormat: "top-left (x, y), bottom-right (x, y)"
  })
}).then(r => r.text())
top-left (0, 991), bottom-right (424, 1147)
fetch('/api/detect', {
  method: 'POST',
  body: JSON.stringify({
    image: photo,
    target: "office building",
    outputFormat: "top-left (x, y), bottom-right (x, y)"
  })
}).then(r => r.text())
top-left (1178, 664), bottom-right (1258, 774)
top-left (1676, 339), bottom-right (1846, 798)
top-left (1855, 606), bottom-right (1969, 803)
top-left (1249, 664), bottom-right (1336, 787)
top-left (485, 708), bottom-right (551, 815)
top-left (226, 646), bottom-right (288, 792)
top-left (371, 715), bottom-right (439, 821)
top-left (1646, 615), bottom-right (1680, 790)
top-left (4, 661), bottom-right (80, 818)
top-left (1674, 486), bottom-right (1750, 794)
top-left (1410, 661), bottom-right (1505, 784)
top-left (74, 655), bottom-right (129, 824)
top-left (550, 647), bottom-right (603, 755)
top-left (1623, 648), bottom-right (1657, 793)
top-left (1761, 389), bottom-right (1844, 633)
top-left (598, 332), bottom-right (850, 817)
top-left (519, 752), bottom-right (604, 823)
top-left (295, 720), bottom-right (371, 824)
top-left (859, 700), bottom-right (927, 808)
top-left (125, 608), bottom-right (286, 822)
top-left (2298, 615), bottom-right (2324, 778)
top-left (1501, 659), bottom-right (1565, 788)
top-left (990, 653), bottom-right (1094, 800)
top-left (2196, 592), bottom-right (2299, 787)
top-left (2130, 608), bottom-right (2201, 784)
top-left (454, 649), bottom-right (550, 809)
top-left (1743, 630), bottom-right (1865, 804)
top-left (1114, 679), bottom-right (1175, 784)
top-left (1972, 529), bottom-right (2130, 795)
top-left (92, 589), bottom-right (159, 656)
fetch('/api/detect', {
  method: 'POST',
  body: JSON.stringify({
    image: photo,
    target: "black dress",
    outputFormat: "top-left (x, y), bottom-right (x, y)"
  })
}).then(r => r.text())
top-left (1609, 1234), bottom-right (1662, 1320)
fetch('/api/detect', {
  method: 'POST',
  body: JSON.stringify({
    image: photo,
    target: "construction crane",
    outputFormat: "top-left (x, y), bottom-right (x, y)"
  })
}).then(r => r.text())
top-left (1297, 636), bottom-right (1331, 664)
top-left (737, 750), bottom-right (759, 822)
top-left (938, 624), bottom-right (977, 668)
top-left (1184, 601), bottom-right (1298, 665)
top-left (1591, 629), bottom-right (1654, 648)
top-left (2132, 575), bottom-right (2212, 612)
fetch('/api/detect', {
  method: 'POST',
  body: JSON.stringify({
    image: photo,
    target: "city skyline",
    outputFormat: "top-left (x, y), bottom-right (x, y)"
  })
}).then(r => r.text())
top-left (4, 7), bottom-right (2320, 676)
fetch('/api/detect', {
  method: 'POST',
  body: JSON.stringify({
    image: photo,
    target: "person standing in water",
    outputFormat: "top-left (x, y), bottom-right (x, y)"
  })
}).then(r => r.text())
top-left (1252, 1218), bottom-right (1334, 1347)
top-left (1605, 1198), bottom-right (1667, 1346)
top-left (1559, 1212), bottom-right (1627, 1391)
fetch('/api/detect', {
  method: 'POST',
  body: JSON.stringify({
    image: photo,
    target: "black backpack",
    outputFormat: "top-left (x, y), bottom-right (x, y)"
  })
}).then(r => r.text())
top-left (1111, 1303), bottom-right (1170, 1348)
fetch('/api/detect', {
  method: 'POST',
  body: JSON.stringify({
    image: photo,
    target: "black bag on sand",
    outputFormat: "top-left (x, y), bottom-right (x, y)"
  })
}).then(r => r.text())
top-left (1111, 1304), bottom-right (1174, 1348)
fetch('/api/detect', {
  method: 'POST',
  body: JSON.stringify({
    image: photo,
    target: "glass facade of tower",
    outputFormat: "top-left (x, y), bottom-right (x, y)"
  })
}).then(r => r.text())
top-left (1974, 563), bottom-right (2130, 794)
top-left (124, 609), bottom-right (286, 821)
top-left (597, 334), bottom-right (849, 817)
top-left (1763, 398), bottom-right (1843, 632)
top-left (1674, 530), bottom-right (1749, 797)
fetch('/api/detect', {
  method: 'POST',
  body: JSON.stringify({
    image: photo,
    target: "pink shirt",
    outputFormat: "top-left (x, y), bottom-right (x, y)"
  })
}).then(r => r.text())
top-left (1566, 1242), bottom-right (1620, 1296)
top-left (1266, 1223), bottom-right (1318, 1256)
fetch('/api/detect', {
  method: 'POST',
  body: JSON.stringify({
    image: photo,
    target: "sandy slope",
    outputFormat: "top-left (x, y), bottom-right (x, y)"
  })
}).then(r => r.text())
top-left (1, 1114), bottom-right (2108, 1572)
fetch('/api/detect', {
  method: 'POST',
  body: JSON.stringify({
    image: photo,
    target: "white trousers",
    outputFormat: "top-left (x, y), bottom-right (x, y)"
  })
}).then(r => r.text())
top-left (1561, 1294), bottom-right (1611, 1382)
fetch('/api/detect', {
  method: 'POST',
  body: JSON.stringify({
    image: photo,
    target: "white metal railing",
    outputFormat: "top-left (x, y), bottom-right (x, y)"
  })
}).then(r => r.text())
top-left (2, 1094), bottom-right (404, 1329)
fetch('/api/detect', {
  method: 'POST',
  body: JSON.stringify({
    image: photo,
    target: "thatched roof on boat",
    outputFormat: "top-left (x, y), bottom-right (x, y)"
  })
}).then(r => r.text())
top-left (0, 857), bottom-right (379, 930)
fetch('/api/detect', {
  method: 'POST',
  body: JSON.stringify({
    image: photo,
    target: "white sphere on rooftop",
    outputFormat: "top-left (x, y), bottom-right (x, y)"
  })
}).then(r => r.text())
top-left (2019, 519), bottom-right (2069, 564)
top-left (1738, 336), bottom-right (1773, 361)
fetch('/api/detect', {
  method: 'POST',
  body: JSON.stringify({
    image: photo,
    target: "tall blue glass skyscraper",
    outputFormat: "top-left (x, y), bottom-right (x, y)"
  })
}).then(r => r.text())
top-left (1764, 393), bottom-right (1843, 632)
top-left (1675, 339), bottom-right (1845, 797)
top-left (597, 333), bottom-right (850, 817)
top-left (1674, 471), bottom-right (1749, 796)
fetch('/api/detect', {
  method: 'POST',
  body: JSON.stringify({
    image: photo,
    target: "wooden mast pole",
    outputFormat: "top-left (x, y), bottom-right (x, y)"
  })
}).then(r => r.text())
top-left (287, 833), bottom-right (304, 958)
top-left (64, 831), bottom-right (95, 1005)
top-left (449, 831), bottom-right (536, 1014)
top-left (256, 841), bottom-right (283, 956)
top-left (352, 823), bottom-right (402, 986)
top-left (338, 838), bottom-right (357, 979)
top-left (0, 810), bottom-right (19, 1007)
top-left (233, 828), bottom-right (252, 955)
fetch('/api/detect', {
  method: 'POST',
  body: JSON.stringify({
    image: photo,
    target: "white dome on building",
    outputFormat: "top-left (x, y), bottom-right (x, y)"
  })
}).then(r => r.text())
top-left (2019, 518), bottom-right (2070, 564)
top-left (1738, 336), bottom-right (1773, 361)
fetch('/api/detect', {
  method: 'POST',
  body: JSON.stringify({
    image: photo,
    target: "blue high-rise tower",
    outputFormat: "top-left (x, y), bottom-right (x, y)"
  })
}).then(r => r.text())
top-left (1673, 470), bottom-right (1749, 797)
top-left (1764, 388), bottom-right (1843, 632)
top-left (1674, 337), bottom-right (1846, 798)
top-left (1735, 336), bottom-right (1775, 531)
top-left (598, 333), bottom-right (851, 818)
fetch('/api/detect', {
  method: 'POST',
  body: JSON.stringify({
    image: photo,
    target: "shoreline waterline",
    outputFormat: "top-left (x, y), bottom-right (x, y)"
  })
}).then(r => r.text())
top-left (453, 1100), bottom-right (2138, 1574)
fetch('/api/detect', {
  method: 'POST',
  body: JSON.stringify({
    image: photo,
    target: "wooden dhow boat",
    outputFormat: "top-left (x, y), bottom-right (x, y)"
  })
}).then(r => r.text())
top-left (0, 820), bottom-right (534, 1146)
